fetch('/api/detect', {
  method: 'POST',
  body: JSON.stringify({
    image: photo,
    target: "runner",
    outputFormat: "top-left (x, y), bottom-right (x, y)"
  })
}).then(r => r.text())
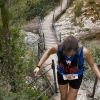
top-left (34, 36), bottom-right (100, 100)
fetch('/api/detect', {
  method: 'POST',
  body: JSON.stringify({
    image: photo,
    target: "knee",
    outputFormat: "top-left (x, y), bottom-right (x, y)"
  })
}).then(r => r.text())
top-left (61, 94), bottom-right (67, 100)
top-left (67, 89), bottom-right (78, 100)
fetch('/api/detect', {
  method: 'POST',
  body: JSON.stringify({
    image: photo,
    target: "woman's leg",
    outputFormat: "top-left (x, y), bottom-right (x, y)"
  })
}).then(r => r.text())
top-left (67, 85), bottom-right (78, 100)
top-left (67, 75), bottom-right (83, 100)
top-left (57, 72), bottom-right (69, 100)
top-left (59, 84), bottom-right (69, 100)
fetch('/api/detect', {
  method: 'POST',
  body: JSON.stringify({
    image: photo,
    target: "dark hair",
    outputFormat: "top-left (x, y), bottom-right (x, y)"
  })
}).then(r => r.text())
top-left (62, 36), bottom-right (79, 53)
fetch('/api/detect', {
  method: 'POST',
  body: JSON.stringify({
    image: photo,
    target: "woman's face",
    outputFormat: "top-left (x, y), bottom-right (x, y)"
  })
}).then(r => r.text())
top-left (63, 50), bottom-right (76, 57)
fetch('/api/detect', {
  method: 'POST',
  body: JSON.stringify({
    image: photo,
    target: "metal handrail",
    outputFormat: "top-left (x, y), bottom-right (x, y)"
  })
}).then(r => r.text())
top-left (43, 63), bottom-right (52, 67)
top-left (33, 67), bottom-right (52, 82)
top-left (90, 65), bottom-right (100, 98)
top-left (28, 60), bottom-right (57, 100)
top-left (83, 65), bottom-right (100, 98)
top-left (35, 85), bottom-right (53, 100)
top-left (32, 38), bottom-right (40, 45)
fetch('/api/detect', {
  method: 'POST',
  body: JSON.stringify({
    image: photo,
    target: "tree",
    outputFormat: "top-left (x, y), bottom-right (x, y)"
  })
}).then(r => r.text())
top-left (0, 0), bottom-right (16, 92)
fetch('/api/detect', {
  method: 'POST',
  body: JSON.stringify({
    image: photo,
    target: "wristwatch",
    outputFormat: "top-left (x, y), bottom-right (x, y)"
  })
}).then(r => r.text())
top-left (37, 65), bottom-right (40, 68)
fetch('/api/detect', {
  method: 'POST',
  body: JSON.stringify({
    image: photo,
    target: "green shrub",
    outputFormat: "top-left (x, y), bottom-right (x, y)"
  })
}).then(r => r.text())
top-left (0, 87), bottom-right (43, 100)
top-left (84, 45), bottom-right (100, 79)
top-left (74, 0), bottom-right (83, 17)
top-left (0, 27), bottom-right (44, 99)
top-left (24, 0), bottom-right (60, 20)
top-left (9, 0), bottom-right (60, 25)
top-left (89, 46), bottom-right (100, 65)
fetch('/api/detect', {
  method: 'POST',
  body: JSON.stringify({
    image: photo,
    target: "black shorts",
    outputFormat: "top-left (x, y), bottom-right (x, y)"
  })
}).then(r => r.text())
top-left (57, 72), bottom-right (83, 89)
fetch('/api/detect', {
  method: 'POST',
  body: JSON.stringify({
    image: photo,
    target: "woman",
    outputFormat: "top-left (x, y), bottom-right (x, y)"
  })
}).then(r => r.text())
top-left (34, 36), bottom-right (100, 100)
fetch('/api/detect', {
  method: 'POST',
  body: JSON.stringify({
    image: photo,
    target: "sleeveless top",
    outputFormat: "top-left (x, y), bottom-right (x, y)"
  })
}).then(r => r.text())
top-left (57, 45), bottom-right (84, 76)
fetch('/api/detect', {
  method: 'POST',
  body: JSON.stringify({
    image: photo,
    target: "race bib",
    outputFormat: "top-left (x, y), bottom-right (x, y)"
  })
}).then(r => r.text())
top-left (63, 74), bottom-right (78, 80)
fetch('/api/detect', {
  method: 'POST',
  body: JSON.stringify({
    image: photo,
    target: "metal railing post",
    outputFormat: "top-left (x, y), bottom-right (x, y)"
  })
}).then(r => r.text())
top-left (52, 59), bottom-right (58, 93)
top-left (59, 32), bottom-right (61, 42)
top-left (53, 9), bottom-right (55, 23)
top-left (38, 42), bottom-right (40, 61)
top-left (90, 76), bottom-right (98, 98)
top-left (43, 33), bottom-right (46, 50)
top-left (60, 0), bottom-right (62, 11)
top-left (90, 65), bottom-right (100, 98)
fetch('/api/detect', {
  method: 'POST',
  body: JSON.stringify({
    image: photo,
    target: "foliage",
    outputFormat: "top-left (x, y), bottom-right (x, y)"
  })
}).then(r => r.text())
top-left (24, 0), bottom-right (60, 20)
top-left (86, 0), bottom-right (95, 4)
top-left (84, 45), bottom-right (100, 79)
top-left (0, 26), bottom-right (48, 99)
top-left (0, 0), bottom-right (6, 7)
top-left (89, 46), bottom-right (100, 65)
top-left (0, 87), bottom-right (48, 100)
top-left (9, 0), bottom-right (60, 26)
top-left (74, 0), bottom-right (83, 17)
top-left (67, 0), bottom-right (75, 7)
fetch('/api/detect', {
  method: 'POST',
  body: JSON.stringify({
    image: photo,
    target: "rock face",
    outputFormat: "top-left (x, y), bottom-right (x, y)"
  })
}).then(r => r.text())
top-left (22, 17), bottom-right (40, 33)
top-left (54, 0), bottom-right (100, 41)
top-left (22, 30), bottom-right (39, 46)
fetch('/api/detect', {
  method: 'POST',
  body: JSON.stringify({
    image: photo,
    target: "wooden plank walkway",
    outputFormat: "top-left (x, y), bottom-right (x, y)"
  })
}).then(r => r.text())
top-left (41, 0), bottom-right (88, 99)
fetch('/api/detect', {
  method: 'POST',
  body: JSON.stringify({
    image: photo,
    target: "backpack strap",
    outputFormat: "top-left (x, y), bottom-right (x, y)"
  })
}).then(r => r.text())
top-left (76, 46), bottom-right (83, 68)
top-left (57, 44), bottom-right (62, 64)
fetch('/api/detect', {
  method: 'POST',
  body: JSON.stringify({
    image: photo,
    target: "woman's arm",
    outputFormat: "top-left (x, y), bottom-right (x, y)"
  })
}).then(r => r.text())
top-left (34, 45), bottom-right (57, 76)
top-left (37, 45), bottom-right (57, 67)
top-left (84, 47), bottom-right (100, 79)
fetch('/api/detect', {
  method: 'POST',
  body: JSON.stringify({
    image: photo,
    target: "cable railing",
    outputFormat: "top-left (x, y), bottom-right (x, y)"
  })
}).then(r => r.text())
top-left (29, 17), bottom-right (58, 99)
top-left (31, 18), bottom-right (46, 62)
top-left (83, 65), bottom-right (100, 98)
top-left (28, 60), bottom-right (58, 100)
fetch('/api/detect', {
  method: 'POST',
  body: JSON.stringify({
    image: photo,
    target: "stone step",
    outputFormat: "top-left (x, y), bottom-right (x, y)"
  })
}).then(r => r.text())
top-left (45, 34), bottom-right (56, 36)
top-left (45, 39), bottom-right (56, 42)
top-left (45, 44), bottom-right (57, 48)
top-left (45, 41), bottom-right (57, 43)
top-left (50, 93), bottom-right (60, 100)
top-left (77, 90), bottom-right (87, 100)
top-left (45, 42), bottom-right (57, 45)
top-left (45, 35), bottom-right (56, 38)
top-left (45, 38), bottom-right (57, 42)
top-left (50, 89), bottom-right (87, 100)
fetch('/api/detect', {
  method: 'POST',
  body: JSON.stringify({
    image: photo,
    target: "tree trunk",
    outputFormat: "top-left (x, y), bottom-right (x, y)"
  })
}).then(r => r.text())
top-left (0, 1), bottom-right (16, 92)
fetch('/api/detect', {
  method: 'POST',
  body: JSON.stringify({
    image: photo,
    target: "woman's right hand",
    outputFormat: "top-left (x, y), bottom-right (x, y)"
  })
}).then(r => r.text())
top-left (34, 67), bottom-right (40, 76)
